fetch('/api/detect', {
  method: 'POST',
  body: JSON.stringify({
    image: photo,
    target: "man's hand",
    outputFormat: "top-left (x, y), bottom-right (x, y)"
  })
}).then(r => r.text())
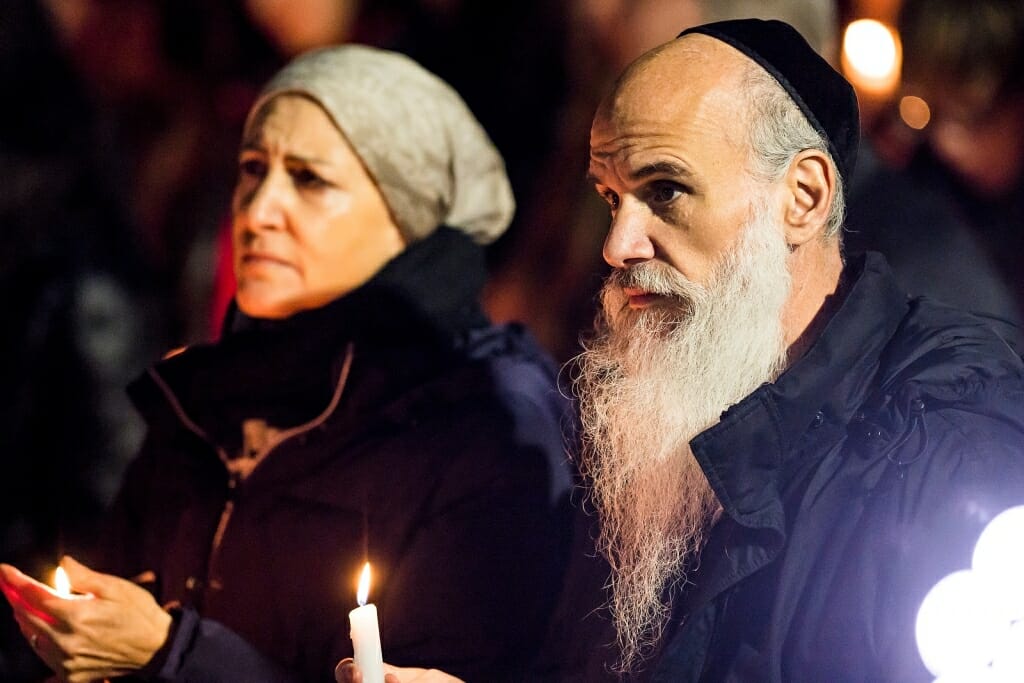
top-left (0, 556), bottom-right (172, 683)
top-left (335, 658), bottom-right (465, 683)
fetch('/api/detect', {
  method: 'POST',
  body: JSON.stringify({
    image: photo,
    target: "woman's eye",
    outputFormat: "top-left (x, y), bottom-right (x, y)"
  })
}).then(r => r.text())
top-left (239, 158), bottom-right (266, 178)
top-left (291, 168), bottom-right (328, 188)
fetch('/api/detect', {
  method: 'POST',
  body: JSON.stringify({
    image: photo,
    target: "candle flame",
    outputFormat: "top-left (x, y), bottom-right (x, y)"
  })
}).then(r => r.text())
top-left (54, 567), bottom-right (71, 597)
top-left (356, 562), bottom-right (371, 606)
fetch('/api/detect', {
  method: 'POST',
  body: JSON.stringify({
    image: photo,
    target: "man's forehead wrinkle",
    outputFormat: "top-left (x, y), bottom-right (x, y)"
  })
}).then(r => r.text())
top-left (589, 33), bottom-right (758, 188)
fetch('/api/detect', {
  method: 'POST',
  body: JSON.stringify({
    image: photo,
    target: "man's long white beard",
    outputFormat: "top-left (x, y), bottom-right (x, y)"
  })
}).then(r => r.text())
top-left (574, 203), bottom-right (792, 671)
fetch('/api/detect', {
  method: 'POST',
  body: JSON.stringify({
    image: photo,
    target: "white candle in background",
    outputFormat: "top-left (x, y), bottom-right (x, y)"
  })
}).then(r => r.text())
top-left (349, 563), bottom-right (384, 683)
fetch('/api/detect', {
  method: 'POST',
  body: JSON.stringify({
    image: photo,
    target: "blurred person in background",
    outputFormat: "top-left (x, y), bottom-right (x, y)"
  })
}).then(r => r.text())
top-left (1, 45), bottom-right (571, 683)
top-left (0, 0), bottom-right (159, 679)
top-left (845, 0), bottom-right (1024, 349)
top-left (42, 0), bottom-right (283, 346)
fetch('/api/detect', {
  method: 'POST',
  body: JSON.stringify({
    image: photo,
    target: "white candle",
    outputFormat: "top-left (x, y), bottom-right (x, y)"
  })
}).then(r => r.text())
top-left (349, 563), bottom-right (384, 683)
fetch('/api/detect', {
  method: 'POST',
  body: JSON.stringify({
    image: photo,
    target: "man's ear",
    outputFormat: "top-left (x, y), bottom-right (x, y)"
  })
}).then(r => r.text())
top-left (783, 149), bottom-right (834, 246)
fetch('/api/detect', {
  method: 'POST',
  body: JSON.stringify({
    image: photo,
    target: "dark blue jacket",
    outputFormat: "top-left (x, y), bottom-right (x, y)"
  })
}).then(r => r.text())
top-left (97, 229), bottom-right (573, 682)
top-left (651, 252), bottom-right (1024, 681)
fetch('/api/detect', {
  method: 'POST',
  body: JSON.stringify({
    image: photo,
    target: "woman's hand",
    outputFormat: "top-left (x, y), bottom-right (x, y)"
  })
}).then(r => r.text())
top-left (0, 556), bottom-right (172, 683)
top-left (335, 658), bottom-right (465, 683)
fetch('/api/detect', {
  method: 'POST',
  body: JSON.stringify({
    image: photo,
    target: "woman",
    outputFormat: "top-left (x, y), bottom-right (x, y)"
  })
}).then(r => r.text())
top-left (1, 45), bottom-right (572, 682)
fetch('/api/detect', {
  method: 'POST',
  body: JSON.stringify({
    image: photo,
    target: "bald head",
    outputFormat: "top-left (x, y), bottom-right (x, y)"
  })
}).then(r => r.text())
top-left (595, 34), bottom-right (751, 152)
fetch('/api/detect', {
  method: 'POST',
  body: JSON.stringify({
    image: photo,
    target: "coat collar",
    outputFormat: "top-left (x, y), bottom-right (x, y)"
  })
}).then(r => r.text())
top-left (130, 228), bottom-right (489, 452)
top-left (690, 252), bottom-right (908, 528)
top-left (655, 253), bottom-right (910, 672)
top-left (223, 226), bottom-right (488, 345)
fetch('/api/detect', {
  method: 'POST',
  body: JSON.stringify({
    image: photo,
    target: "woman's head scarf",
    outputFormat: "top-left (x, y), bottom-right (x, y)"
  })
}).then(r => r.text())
top-left (244, 45), bottom-right (515, 245)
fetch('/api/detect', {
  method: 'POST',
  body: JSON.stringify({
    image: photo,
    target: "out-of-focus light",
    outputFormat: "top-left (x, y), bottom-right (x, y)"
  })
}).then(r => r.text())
top-left (900, 95), bottom-right (931, 130)
top-left (937, 671), bottom-right (1007, 679)
top-left (973, 506), bottom-right (1024, 621)
top-left (842, 19), bottom-right (902, 95)
top-left (916, 569), bottom-right (1004, 677)
top-left (844, 20), bottom-right (898, 78)
top-left (933, 668), bottom-right (1006, 683)
top-left (991, 620), bottom-right (1024, 680)
top-left (917, 506), bottom-right (1024, 680)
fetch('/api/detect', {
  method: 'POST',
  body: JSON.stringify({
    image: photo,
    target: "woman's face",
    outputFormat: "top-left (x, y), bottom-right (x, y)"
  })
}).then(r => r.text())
top-left (232, 95), bottom-right (405, 319)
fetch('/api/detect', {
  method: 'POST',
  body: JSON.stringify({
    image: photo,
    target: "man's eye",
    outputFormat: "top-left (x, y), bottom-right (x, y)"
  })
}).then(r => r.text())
top-left (648, 181), bottom-right (684, 205)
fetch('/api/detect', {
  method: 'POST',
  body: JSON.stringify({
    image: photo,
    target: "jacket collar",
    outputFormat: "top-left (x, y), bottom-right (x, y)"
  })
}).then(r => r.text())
top-left (223, 226), bottom-right (488, 345)
top-left (130, 228), bottom-right (489, 451)
top-left (659, 252), bottom-right (910, 642)
top-left (691, 252), bottom-right (908, 529)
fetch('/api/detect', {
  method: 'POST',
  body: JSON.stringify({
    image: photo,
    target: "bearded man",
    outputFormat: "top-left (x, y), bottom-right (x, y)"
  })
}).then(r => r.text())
top-left (337, 18), bottom-right (1024, 683)
top-left (571, 18), bottom-right (1024, 682)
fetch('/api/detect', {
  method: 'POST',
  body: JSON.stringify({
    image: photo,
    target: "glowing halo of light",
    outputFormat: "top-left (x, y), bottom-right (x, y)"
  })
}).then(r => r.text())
top-left (915, 569), bottom-right (1005, 677)
top-left (844, 19), bottom-right (897, 78)
top-left (841, 19), bottom-right (902, 96)
top-left (933, 668), bottom-right (1005, 683)
top-left (973, 505), bottom-right (1024, 621)
top-left (991, 620), bottom-right (1024, 680)
top-left (900, 95), bottom-right (931, 130)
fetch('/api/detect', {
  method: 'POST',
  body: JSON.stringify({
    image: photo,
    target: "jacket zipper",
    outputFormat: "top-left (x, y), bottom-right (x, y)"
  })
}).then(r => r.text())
top-left (147, 342), bottom-right (355, 600)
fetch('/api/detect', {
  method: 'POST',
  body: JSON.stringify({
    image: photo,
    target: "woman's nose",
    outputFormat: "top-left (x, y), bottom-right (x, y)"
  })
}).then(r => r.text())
top-left (237, 173), bottom-right (287, 231)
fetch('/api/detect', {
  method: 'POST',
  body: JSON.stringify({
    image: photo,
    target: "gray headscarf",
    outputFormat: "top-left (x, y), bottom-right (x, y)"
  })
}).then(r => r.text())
top-left (245, 45), bottom-right (515, 245)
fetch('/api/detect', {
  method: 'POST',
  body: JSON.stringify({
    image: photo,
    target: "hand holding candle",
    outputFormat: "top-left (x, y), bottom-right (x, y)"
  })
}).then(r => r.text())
top-left (0, 556), bottom-right (171, 681)
top-left (349, 563), bottom-right (385, 683)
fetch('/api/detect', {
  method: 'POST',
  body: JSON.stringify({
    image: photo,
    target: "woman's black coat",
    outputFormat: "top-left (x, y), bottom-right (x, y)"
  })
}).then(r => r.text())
top-left (97, 229), bottom-right (573, 682)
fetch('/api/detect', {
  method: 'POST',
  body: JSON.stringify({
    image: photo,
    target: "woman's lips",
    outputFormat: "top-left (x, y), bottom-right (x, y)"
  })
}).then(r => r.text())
top-left (240, 252), bottom-right (294, 270)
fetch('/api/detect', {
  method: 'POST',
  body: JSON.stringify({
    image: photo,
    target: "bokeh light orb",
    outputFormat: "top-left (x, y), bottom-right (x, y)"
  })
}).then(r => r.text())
top-left (991, 620), bottom-right (1024, 680)
top-left (972, 505), bottom-right (1024, 621)
top-left (916, 569), bottom-right (1005, 676)
top-left (899, 95), bottom-right (931, 130)
top-left (933, 668), bottom-right (1006, 683)
top-left (842, 18), bottom-right (902, 96)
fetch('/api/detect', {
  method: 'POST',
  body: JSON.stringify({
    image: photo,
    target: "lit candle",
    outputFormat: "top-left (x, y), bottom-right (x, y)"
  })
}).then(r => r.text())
top-left (349, 563), bottom-right (384, 683)
top-left (53, 567), bottom-right (71, 598)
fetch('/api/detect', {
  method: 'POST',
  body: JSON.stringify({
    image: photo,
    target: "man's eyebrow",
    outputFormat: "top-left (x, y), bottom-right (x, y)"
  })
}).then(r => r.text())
top-left (631, 161), bottom-right (692, 180)
top-left (585, 161), bottom-right (693, 186)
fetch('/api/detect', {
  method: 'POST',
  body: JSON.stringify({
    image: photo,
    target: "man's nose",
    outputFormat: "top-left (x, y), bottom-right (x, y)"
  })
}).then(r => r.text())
top-left (602, 200), bottom-right (655, 268)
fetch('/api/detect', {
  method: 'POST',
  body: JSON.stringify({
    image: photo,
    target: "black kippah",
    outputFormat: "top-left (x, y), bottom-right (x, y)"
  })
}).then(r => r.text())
top-left (678, 18), bottom-right (860, 186)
